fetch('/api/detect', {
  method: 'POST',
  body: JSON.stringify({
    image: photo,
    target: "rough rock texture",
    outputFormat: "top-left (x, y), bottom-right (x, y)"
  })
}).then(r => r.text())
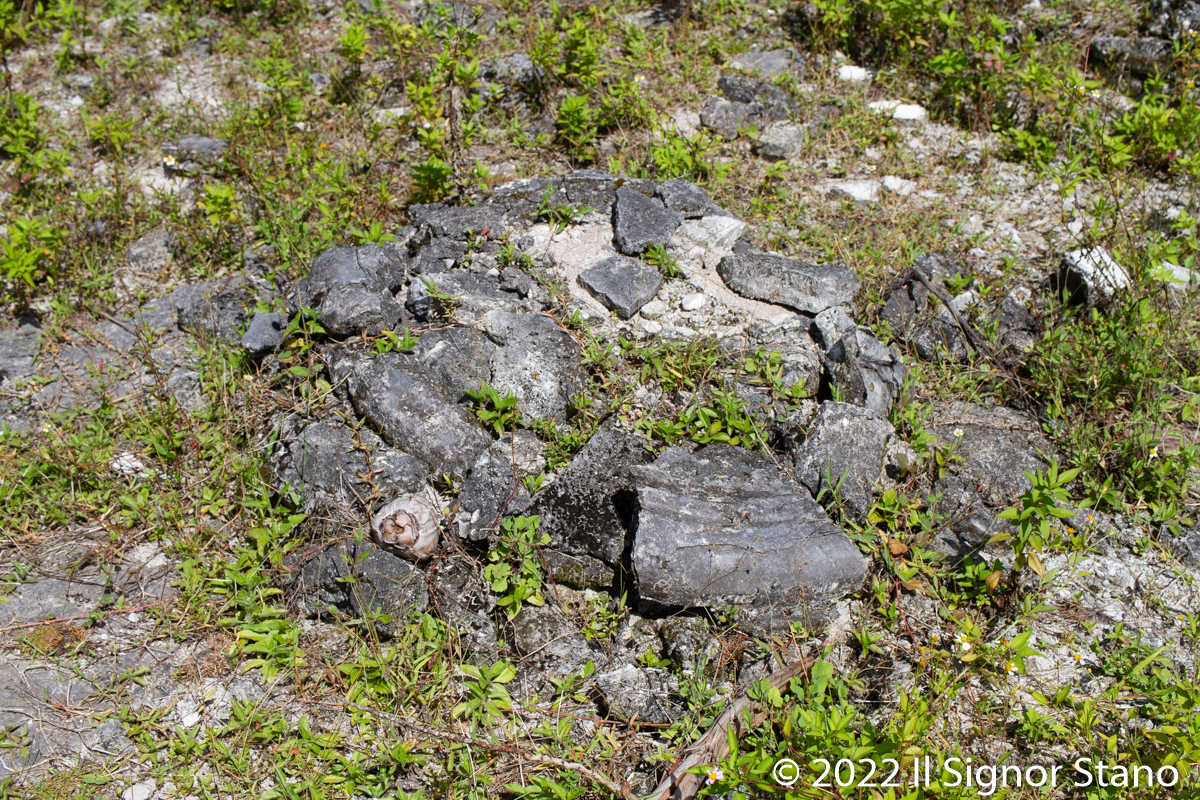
top-left (612, 185), bottom-right (682, 255)
top-left (532, 422), bottom-right (655, 566)
top-left (271, 418), bottom-right (429, 513)
top-left (482, 310), bottom-right (584, 421)
top-left (754, 123), bottom-right (807, 160)
top-left (578, 255), bottom-right (664, 319)
top-left (541, 550), bottom-right (615, 590)
top-left (412, 326), bottom-right (496, 400)
top-left (413, 204), bottom-right (510, 241)
top-left (241, 311), bottom-right (287, 357)
top-left (699, 97), bottom-right (768, 140)
top-left (717, 75), bottom-right (797, 116)
top-left (656, 178), bottom-right (726, 218)
top-left (509, 603), bottom-right (595, 677)
top-left (161, 134), bottom-right (228, 171)
top-left (1145, 0), bottom-right (1200, 41)
top-left (330, 351), bottom-right (490, 475)
top-left (793, 402), bottom-right (895, 521)
top-left (593, 663), bottom-right (683, 724)
top-left (745, 318), bottom-right (824, 395)
top-left (1090, 35), bottom-right (1173, 75)
top-left (717, 252), bottom-right (860, 314)
top-left (926, 402), bottom-right (1056, 556)
top-left (1056, 247), bottom-right (1131, 305)
top-left (728, 48), bottom-right (797, 78)
top-left (1163, 526), bottom-right (1200, 568)
top-left (630, 445), bottom-right (868, 630)
top-left (817, 322), bottom-right (906, 418)
top-left (296, 245), bottom-right (406, 336)
top-left (458, 432), bottom-right (545, 541)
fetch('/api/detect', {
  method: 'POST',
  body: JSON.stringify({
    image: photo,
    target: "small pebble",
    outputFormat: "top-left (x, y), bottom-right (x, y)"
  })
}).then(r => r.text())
top-left (681, 293), bottom-right (705, 311)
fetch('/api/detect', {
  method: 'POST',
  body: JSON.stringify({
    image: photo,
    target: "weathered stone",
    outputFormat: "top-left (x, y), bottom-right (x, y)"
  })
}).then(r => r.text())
top-left (823, 327), bottom-right (906, 418)
top-left (926, 402), bottom-right (1056, 556)
top-left (717, 252), bottom-right (860, 314)
top-left (531, 422), bottom-right (654, 565)
top-left (1056, 247), bottom-right (1131, 305)
top-left (1163, 526), bottom-right (1200, 568)
top-left (717, 75), bottom-right (796, 117)
top-left (656, 178), bottom-right (725, 219)
top-left (729, 48), bottom-right (797, 78)
top-left (828, 180), bottom-right (880, 204)
top-left (793, 402), bottom-right (895, 521)
top-left (458, 432), bottom-right (545, 541)
top-left (241, 311), bottom-right (287, 358)
top-left (630, 445), bottom-right (868, 630)
top-left (413, 204), bottom-right (510, 241)
top-left (510, 603), bottom-right (595, 677)
top-left (997, 288), bottom-right (1039, 354)
top-left (482, 310), bottom-right (584, 421)
top-left (699, 97), bottom-right (766, 140)
top-left (913, 315), bottom-right (969, 363)
top-left (272, 418), bottom-right (429, 513)
top-left (490, 178), bottom-right (563, 217)
top-left (407, 269), bottom-right (527, 323)
top-left (331, 351), bottom-right (490, 475)
top-left (296, 245), bottom-right (406, 336)
top-left (560, 170), bottom-right (656, 213)
top-left (612, 185), bottom-right (682, 255)
top-left (594, 663), bottom-right (683, 724)
top-left (670, 215), bottom-right (746, 257)
top-left (413, 326), bottom-right (496, 400)
top-left (1146, 0), bottom-right (1200, 42)
top-left (126, 226), bottom-right (175, 273)
top-left (0, 321), bottom-right (40, 386)
top-left (754, 123), bottom-right (807, 161)
top-left (1090, 35), bottom-right (1173, 75)
top-left (578, 255), bottom-right (664, 319)
top-left (542, 550), bottom-right (615, 591)
top-left (745, 318), bottom-right (823, 395)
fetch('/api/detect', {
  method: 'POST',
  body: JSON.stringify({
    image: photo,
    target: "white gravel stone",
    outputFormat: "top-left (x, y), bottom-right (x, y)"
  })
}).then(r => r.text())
top-left (681, 293), bottom-right (705, 311)
top-left (881, 175), bottom-right (916, 196)
top-left (837, 65), bottom-right (869, 82)
top-left (828, 180), bottom-right (880, 203)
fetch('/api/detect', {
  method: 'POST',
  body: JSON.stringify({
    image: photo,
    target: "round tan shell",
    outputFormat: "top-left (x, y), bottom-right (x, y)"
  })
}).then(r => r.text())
top-left (370, 495), bottom-right (440, 561)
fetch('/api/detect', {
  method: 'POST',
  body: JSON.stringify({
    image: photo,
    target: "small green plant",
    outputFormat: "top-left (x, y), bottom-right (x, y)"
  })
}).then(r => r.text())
top-left (555, 94), bottom-right (597, 161)
top-left (349, 220), bottom-right (397, 245)
top-left (535, 179), bottom-right (594, 235)
top-left (1, 216), bottom-right (66, 300)
top-left (409, 155), bottom-right (455, 203)
top-left (643, 243), bottom-right (684, 278)
top-left (989, 460), bottom-right (1080, 578)
top-left (452, 659), bottom-right (516, 728)
top-left (375, 329), bottom-right (419, 355)
top-left (651, 127), bottom-right (729, 183)
top-left (417, 276), bottom-right (458, 320)
top-left (464, 381), bottom-right (522, 435)
top-left (484, 515), bottom-right (549, 619)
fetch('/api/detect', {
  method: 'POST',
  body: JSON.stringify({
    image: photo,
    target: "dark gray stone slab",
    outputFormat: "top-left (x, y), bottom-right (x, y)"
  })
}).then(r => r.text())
top-left (330, 351), bottom-right (490, 475)
top-left (578, 255), bottom-right (663, 319)
top-left (793, 402), bottom-right (895, 521)
top-left (458, 431), bottom-right (545, 541)
top-left (531, 422), bottom-right (654, 565)
top-left (241, 311), bottom-right (287, 358)
top-left (482, 310), bottom-right (584, 421)
top-left (296, 245), bottom-right (406, 336)
top-left (717, 252), bottom-right (860, 314)
top-left (612, 185), bottom-right (682, 255)
top-left (630, 445), bottom-right (867, 629)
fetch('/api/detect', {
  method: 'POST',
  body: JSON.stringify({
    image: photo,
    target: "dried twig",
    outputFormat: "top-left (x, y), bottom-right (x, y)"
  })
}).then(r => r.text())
top-left (907, 267), bottom-right (992, 358)
top-left (345, 702), bottom-right (638, 800)
top-left (645, 653), bottom-right (817, 800)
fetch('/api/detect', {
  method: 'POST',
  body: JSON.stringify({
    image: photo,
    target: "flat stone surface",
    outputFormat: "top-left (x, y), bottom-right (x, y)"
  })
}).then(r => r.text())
top-left (241, 311), bottom-right (287, 357)
top-left (728, 48), bottom-right (796, 78)
top-left (458, 432), bottom-right (545, 540)
top-left (578, 255), bottom-right (664, 319)
top-left (793, 402), bottom-right (895, 521)
top-left (630, 445), bottom-right (867, 627)
top-left (330, 351), bottom-right (490, 475)
top-left (612, 185), bottom-right (682, 255)
top-left (754, 122), bottom-right (807, 160)
top-left (828, 180), bottom-right (880, 203)
top-left (531, 421), bottom-right (654, 565)
top-left (482, 310), bottom-right (584, 421)
top-left (717, 252), bottom-right (860, 314)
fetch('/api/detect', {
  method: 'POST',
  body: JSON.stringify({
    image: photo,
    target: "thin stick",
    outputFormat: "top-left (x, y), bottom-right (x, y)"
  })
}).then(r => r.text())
top-left (345, 702), bottom-right (638, 800)
top-left (908, 267), bottom-right (993, 359)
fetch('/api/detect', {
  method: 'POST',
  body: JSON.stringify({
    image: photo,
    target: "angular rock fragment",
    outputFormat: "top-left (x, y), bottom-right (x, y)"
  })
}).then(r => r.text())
top-left (612, 185), bottom-right (682, 255)
top-left (413, 204), bottom-right (510, 241)
top-left (754, 123), bottom-right (807, 161)
top-left (296, 245), bottom-right (406, 336)
top-left (458, 431), bottom-right (546, 541)
top-left (656, 178), bottom-right (726, 218)
top-left (793, 402), bottom-right (895, 521)
top-left (162, 134), bottom-right (228, 171)
top-left (510, 603), bottom-right (595, 677)
top-left (630, 445), bottom-right (867, 630)
top-left (594, 663), bottom-right (683, 724)
top-left (717, 252), bottom-right (860, 314)
top-left (822, 327), bottom-right (906, 418)
top-left (531, 422), bottom-right (654, 565)
top-left (330, 352), bottom-right (490, 475)
top-left (699, 97), bottom-right (766, 140)
top-left (241, 311), bottom-right (287, 358)
top-left (271, 418), bottom-right (429, 513)
top-left (578, 255), bottom-right (664, 319)
top-left (728, 48), bottom-right (797, 79)
top-left (717, 75), bottom-right (797, 117)
top-left (1056, 247), bottom-right (1130, 305)
top-left (413, 326), bottom-right (496, 400)
top-left (1089, 35), bottom-right (1172, 75)
top-left (482, 310), bottom-right (584, 421)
